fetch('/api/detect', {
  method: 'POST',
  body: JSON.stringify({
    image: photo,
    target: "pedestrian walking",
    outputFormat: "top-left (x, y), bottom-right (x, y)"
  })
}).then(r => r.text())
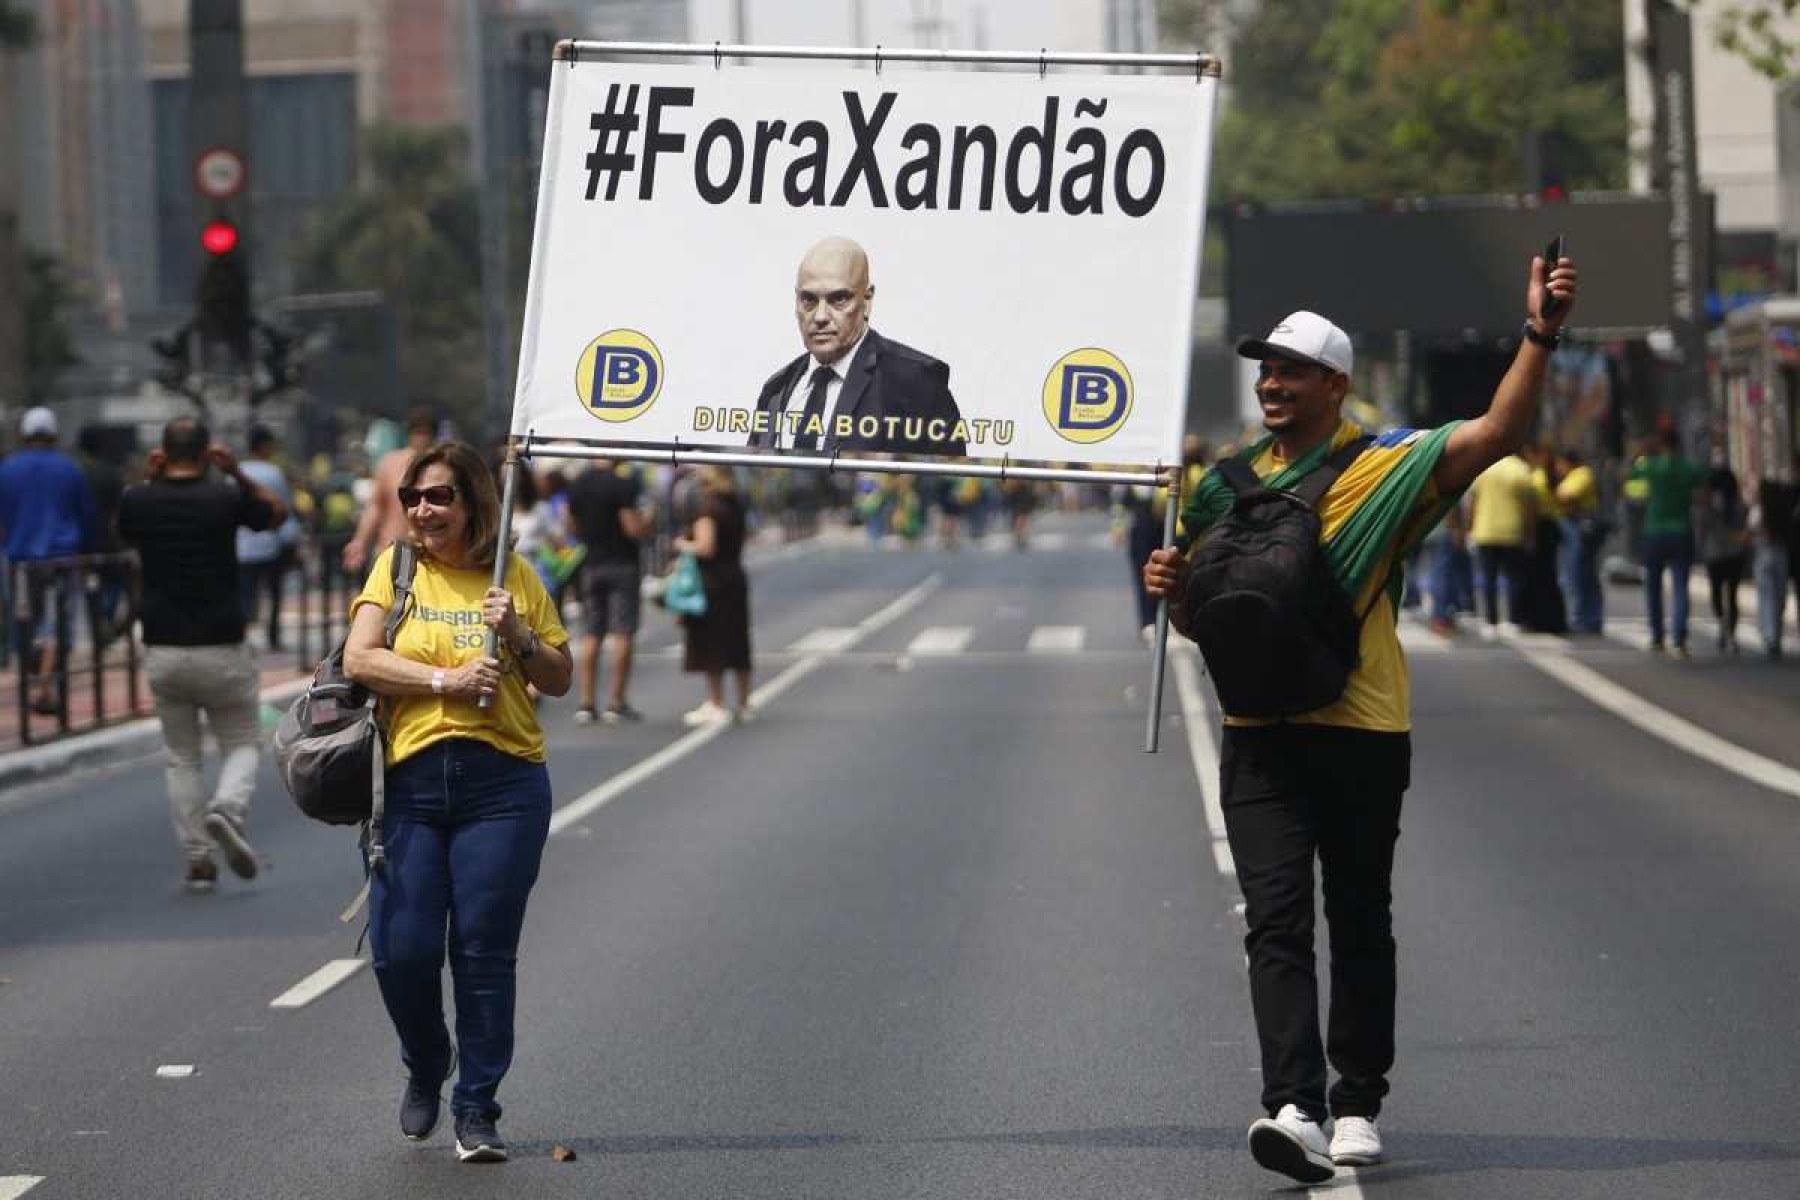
top-left (116, 418), bottom-right (287, 890)
top-left (0, 408), bottom-right (97, 715)
top-left (342, 440), bottom-right (572, 1163)
top-left (1750, 474), bottom-right (1796, 659)
top-left (1144, 249), bottom-right (1578, 1184)
top-left (673, 465), bottom-right (753, 725)
top-left (1519, 444), bottom-right (1567, 634)
top-left (236, 426), bottom-right (300, 650)
top-left (1554, 448), bottom-right (1605, 634)
top-left (565, 458), bottom-right (651, 723)
top-left (1466, 450), bottom-right (1535, 635)
top-left (1629, 429), bottom-right (1706, 655)
top-left (1697, 465), bottom-right (1749, 653)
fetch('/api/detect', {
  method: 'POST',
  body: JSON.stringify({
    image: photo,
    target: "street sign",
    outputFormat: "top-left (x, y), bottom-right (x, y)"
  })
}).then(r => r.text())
top-left (194, 147), bottom-right (245, 199)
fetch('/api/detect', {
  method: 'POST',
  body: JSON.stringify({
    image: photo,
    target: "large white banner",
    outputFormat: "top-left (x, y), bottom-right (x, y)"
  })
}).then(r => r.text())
top-left (511, 55), bottom-right (1218, 468)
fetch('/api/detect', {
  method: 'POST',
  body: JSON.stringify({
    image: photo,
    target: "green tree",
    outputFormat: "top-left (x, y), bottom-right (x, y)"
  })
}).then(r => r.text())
top-left (1191, 0), bottom-right (1627, 203)
top-left (291, 124), bottom-right (484, 430)
top-left (1709, 1), bottom-right (1800, 78)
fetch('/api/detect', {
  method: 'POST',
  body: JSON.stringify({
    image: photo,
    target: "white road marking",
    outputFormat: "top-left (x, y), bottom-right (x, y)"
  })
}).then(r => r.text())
top-left (1516, 644), bottom-right (1800, 800)
top-left (1026, 625), bottom-right (1086, 654)
top-left (1033, 532), bottom-right (1069, 550)
top-left (1396, 621), bottom-right (1451, 653)
top-left (787, 627), bottom-right (860, 654)
top-left (548, 575), bottom-right (944, 837)
top-left (154, 1065), bottom-right (195, 1079)
top-left (906, 626), bottom-right (974, 656)
top-left (0, 1180), bottom-right (44, 1200)
top-left (1170, 648), bottom-right (1233, 876)
top-left (269, 958), bottom-right (366, 1009)
top-left (1310, 1171), bottom-right (1369, 1198)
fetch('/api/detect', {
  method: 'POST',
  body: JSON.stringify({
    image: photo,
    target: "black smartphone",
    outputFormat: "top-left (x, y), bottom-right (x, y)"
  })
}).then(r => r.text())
top-left (1540, 235), bottom-right (1567, 318)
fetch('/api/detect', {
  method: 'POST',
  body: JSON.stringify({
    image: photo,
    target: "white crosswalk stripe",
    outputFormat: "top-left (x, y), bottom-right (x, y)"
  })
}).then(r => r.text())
top-left (0, 1180), bottom-right (45, 1200)
top-left (1027, 625), bottom-right (1086, 653)
top-left (788, 627), bottom-right (861, 654)
top-left (907, 626), bottom-right (975, 655)
top-left (1396, 621), bottom-right (1452, 653)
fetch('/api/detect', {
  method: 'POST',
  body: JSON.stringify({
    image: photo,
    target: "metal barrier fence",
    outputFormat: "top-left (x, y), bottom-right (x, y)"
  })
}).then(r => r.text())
top-left (7, 553), bottom-right (144, 747)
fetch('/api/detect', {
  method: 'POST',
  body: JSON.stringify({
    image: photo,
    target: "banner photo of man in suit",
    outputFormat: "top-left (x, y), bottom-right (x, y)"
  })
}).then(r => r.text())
top-left (508, 54), bottom-right (1217, 469)
top-left (747, 237), bottom-right (965, 457)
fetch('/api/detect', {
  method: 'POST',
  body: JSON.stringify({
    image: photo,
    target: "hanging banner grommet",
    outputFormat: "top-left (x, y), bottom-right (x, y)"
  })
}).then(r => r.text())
top-left (1038, 49), bottom-right (1048, 79)
top-left (874, 44), bottom-right (883, 76)
top-left (713, 41), bottom-right (722, 71)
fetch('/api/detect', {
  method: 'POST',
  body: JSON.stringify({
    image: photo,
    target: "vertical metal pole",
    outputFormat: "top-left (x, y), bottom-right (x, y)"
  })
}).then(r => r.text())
top-left (15, 563), bottom-right (29, 746)
top-left (1142, 465), bottom-right (1182, 753)
top-left (479, 447), bottom-right (522, 710)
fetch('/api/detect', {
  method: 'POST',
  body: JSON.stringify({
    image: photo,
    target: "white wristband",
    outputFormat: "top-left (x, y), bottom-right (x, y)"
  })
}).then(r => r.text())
top-left (431, 669), bottom-right (446, 695)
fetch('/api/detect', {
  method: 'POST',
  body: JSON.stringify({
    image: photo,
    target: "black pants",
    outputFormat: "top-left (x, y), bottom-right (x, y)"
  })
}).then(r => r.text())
top-left (1221, 723), bottom-right (1410, 1123)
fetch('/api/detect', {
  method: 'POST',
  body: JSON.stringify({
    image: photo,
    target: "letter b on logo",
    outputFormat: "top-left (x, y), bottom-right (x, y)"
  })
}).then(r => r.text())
top-left (576, 329), bottom-right (664, 424)
top-left (1042, 349), bottom-right (1133, 445)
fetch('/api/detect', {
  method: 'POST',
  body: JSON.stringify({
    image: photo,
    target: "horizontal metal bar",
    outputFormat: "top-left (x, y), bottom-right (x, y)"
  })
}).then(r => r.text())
top-left (556, 39), bottom-right (1220, 75)
top-left (513, 439), bottom-right (1171, 488)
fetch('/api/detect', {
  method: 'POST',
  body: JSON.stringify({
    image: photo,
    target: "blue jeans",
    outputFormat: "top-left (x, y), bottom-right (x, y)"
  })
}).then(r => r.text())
top-left (369, 738), bottom-right (552, 1121)
top-left (1428, 537), bottom-right (1473, 620)
top-left (1559, 518), bottom-right (1605, 633)
top-left (1641, 530), bottom-right (1694, 647)
top-left (1754, 542), bottom-right (1791, 653)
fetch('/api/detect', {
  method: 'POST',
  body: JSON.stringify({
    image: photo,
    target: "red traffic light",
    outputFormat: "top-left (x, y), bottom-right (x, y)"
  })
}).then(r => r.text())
top-left (201, 220), bottom-right (239, 255)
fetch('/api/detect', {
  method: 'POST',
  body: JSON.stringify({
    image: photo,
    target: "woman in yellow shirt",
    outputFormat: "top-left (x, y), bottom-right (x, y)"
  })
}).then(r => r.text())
top-left (345, 441), bottom-right (571, 1163)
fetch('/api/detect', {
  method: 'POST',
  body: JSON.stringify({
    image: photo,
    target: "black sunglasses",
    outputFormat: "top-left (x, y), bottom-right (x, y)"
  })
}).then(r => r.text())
top-left (398, 484), bottom-right (458, 508)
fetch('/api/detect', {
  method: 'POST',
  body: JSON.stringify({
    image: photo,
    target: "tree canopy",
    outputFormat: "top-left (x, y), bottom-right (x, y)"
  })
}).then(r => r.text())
top-left (291, 124), bottom-right (484, 431)
top-left (1162, 0), bottom-right (1628, 203)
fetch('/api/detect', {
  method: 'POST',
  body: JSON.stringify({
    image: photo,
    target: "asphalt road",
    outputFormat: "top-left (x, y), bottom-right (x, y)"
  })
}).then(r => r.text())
top-left (2, 512), bottom-right (1798, 1199)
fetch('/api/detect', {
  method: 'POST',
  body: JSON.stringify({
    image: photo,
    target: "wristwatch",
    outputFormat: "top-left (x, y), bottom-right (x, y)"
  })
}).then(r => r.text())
top-left (512, 630), bottom-right (539, 661)
top-left (1522, 320), bottom-right (1562, 350)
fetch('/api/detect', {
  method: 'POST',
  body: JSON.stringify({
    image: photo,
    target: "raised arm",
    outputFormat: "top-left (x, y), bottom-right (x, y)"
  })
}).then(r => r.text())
top-left (1433, 253), bottom-right (1579, 495)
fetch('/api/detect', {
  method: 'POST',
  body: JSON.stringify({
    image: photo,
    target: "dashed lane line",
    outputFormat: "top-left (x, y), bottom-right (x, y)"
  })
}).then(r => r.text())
top-left (1026, 625), bottom-right (1086, 653)
top-left (906, 626), bottom-right (975, 656)
top-left (1515, 644), bottom-right (1800, 801)
top-left (0, 1178), bottom-right (44, 1200)
top-left (787, 627), bottom-right (860, 654)
top-left (1170, 647), bottom-right (1232, 876)
top-left (546, 573), bottom-right (944, 837)
top-left (269, 959), bottom-right (366, 1009)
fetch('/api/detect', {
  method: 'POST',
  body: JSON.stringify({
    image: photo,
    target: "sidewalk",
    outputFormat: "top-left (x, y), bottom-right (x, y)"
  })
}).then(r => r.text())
top-left (0, 637), bottom-right (313, 792)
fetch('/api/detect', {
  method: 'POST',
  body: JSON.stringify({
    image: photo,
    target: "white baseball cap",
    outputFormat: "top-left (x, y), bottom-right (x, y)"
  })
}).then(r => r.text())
top-left (1236, 311), bottom-right (1354, 378)
top-left (19, 407), bottom-right (57, 439)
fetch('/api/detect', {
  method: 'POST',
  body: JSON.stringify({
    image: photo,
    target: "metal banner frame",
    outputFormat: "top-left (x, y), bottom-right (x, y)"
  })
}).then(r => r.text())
top-left (496, 40), bottom-right (1220, 750)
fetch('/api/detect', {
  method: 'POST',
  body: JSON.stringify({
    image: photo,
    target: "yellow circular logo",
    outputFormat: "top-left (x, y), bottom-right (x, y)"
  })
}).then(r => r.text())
top-left (574, 329), bottom-right (663, 423)
top-left (1042, 348), bottom-right (1133, 445)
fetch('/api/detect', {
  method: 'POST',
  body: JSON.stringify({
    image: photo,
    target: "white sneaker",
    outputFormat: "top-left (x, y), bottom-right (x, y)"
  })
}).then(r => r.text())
top-left (681, 700), bottom-right (731, 728)
top-left (1330, 1114), bottom-right (1383, 1166)
top-left (1247, 1104), bottom-right (1334, 1184)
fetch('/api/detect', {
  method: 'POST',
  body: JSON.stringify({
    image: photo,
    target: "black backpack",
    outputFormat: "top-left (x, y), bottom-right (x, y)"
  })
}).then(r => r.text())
top-left (1180, 438), bottom-right (1372, 718)
top-left (272, 544), bottom-right (418, 873)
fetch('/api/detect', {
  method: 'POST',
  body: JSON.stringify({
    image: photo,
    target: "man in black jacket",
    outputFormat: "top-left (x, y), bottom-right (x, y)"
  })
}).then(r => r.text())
top-left (747, 237), bottom-right (965, 458)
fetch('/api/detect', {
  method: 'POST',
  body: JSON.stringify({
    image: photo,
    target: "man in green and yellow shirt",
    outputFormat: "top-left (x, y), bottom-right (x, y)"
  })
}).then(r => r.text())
top-left (1144, 251), bottom-right (1580, 1184)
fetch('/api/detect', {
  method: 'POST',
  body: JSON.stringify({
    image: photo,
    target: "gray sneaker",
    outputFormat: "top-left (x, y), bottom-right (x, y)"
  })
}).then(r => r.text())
top-left (204, 810), bottom-right (259, 880)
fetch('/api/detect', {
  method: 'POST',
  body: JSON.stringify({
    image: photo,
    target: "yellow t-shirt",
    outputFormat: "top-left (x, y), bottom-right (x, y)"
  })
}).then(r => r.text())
top-left (1556, 463), bottom-right (1599, 517)
top-left (1224, 422), bottom-right (1443, 733)
top-left (354, 546), bottom-right (570, 765)
top-left (1468, 455), bottom-right (1533, 547)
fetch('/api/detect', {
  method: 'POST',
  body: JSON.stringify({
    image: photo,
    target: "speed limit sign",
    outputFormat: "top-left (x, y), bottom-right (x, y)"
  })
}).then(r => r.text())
top-left (194, 148), bottom-right (246, 199)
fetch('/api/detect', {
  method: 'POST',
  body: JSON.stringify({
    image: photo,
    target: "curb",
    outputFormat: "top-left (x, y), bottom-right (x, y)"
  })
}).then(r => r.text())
top-left (0, 677), bottom-right (311, 794)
